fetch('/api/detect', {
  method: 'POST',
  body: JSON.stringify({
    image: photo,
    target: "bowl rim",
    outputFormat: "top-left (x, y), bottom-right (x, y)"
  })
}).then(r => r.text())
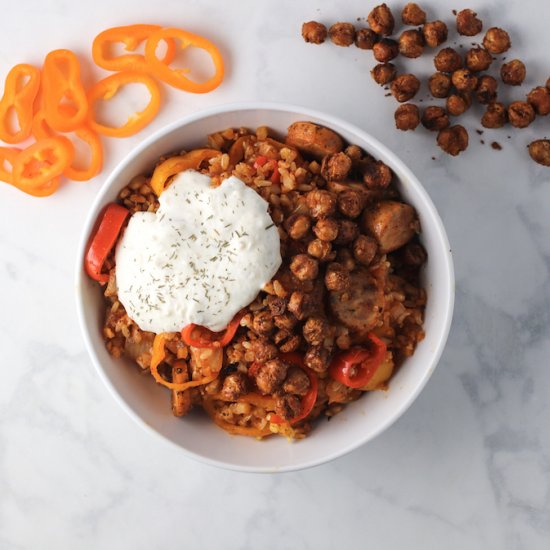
top-left (75, 101), bottom-right (455, 473)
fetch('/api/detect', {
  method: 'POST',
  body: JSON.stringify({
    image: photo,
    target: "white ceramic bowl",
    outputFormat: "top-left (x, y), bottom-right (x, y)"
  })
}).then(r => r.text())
top-left (75, 102), bottom-right (454, 473)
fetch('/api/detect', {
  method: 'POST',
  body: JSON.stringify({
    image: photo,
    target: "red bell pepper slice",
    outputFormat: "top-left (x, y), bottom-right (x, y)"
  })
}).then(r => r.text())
top-left (84, 203), bottom-right (129, 283)
top-left (181, 310), bottom-right (245, 349)
top-left (328, 334), bottom-right (387, 389)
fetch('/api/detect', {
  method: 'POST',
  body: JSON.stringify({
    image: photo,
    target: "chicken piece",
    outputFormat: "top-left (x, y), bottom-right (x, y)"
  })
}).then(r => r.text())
top-left (362, 201), bottom-right (418, 253)
top-left (286, 122), bottom-right (344, 160)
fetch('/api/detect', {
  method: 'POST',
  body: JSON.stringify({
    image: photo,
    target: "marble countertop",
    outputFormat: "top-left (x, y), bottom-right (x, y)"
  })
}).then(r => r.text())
top-left (1, 0), bottom-right (549, 548)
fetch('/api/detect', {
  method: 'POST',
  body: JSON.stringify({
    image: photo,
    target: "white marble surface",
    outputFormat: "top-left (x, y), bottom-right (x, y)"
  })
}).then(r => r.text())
top-left (1, 0), bottom-right (549, 548)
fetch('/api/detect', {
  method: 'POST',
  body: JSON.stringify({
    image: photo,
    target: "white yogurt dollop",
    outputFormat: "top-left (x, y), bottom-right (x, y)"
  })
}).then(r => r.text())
top-left (115, 170), bottom-right (281, 333)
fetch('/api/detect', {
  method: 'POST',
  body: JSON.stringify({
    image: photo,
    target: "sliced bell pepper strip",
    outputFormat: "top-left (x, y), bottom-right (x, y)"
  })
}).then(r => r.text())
top-left (92, 24), bottom-right (176, 72)
top-left (144, 27), bottom-right (224, 94)
top-left (12, 137), bottom-right (73, 196)
top-left (150, 148), bottom-right (221, 196)
top-left (84, 202), bottom-right (129, 283)
top-left (150, 333), bottom-right (222, 390)
top-left (328, 334), bottom-right (387, 389)
top-left (181, 309), bottom-right (244, 349)
top-left (202, 398), bottom-right (273, 438)
top-left (270, 353), bottom-right (319, 425)
top-left (33, 109), bottom-right (103, 181)
top-left (0, 147), bottom-right (20, 184)
top-left (42, 49), bottom-right (88, 132)
top-left (87, 71), bottom-right (161, 138)
top-left (0, 64), bottom-right (41, 144)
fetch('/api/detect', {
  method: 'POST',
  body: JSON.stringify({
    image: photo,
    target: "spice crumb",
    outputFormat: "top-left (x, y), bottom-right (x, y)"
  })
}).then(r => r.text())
top-left (431, 156), bottom-right (436, 160)
top-left (480, 139), bottom-right (485, 144)
top-left (452, 9), bottom-right (457, 15)
top-left (385, 92), bottom-right (392, 97)
top-left (476, 129), bottom-right (484, 135)
top-left (491, 141), bottom-right (503, 150)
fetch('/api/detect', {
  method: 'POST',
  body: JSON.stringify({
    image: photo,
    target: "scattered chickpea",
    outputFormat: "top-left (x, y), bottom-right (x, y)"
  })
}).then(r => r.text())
top-left (306, 190), bottom-right (336, 218)
top-left (500, 59), bottom-right (526, 86)
top-left (428, 72), bottom-right (452, 98)
top-left (483, 27), bottom-right (511, 54)
top-left (368, 3), bottom-right (395, 36)
top-left (307, 239), bottom-right (333, 261)
top-left (353, 235), bottom-right (378, 265)
top-left (465, 47), bottom-right (493, 72)
top-left (355, 28), bottom-right (378, 50)
top-left (302, 21), bottom-right (328, 44)
top-left (437, 125), bottom-right (469, 156)
top-left (446, 93), bottom-right (471, 116)
top-left (507, 101), bottom-right (535, 128)
top-left (476, 76), bottom-right (498, 105)
top-left (285, 214), bottom-right (311, 240)
top-left (481, 102), bottom-right (507, 128)
top-left (337, 189), bottom-right (365, 218)
top-left (528, 140), bottom-right (550, 166)
top-left (325, 262), bottom-right (350, 291)
top-left (398, 29), bottom-right (424, 58)
top-left (344, 144), bottom-right (363, 160)
top-left (334, 220), bottom-right (359, 245)
top-left (527, 87), bottom-right (550, 116)
top-left (313, 218), bottom-right (339, 241)
top-left (421, 106), bottom-right (450, 131)
top-left (371, 63), bottom-right (397, 85)
top-left (329, 23), bottom-right (356, 47)
top-left (451, 69), bottom-right (478, 93)
top-left (423, 21), bottom-right (448, 48)
top-left (362, 160), bottom-right (392, 188)
top-left (434, 47), bottom-right (463, 72)
top-left (373, 38), bottom-right (399, 63)
top-left (391, 74), bottom-right (421, 102)
top-left (401, 3), bottom-right (426, 26)
top-left (394, 103), bottom-right (420, 131)
top-left (456, 9), bottom-right (483, 36)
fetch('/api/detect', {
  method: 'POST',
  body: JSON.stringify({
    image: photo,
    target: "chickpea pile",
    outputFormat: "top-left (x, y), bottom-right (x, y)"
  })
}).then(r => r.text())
top-left (301, 3), bottom-right (550, 165)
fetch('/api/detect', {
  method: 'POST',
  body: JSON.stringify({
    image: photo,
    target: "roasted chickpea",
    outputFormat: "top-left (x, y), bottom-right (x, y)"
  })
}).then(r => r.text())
top-left (391, 74), bottom-right (420, 102)
top-left (500, 59), bottom-right (526, 86)
top-left (428, 72), bottom-right (452, 98)
top-left (481, 102), bottom-right (507, 128)
top-left (252, 311), bottom-right (274, 335)
top-left (220, 372), bottom-right (248, 401)
top-left (337, 189), bottom-right (365, 218)
top-left (483, 27), bottom-right (511, 54)
top-left (337, 248), bottom-right (356, 271)
top-left (437, 125), bottom-right (469, 156)
top-left (302, 21), bottom-right (328, 44)
top-left (304, 345), bottom-right (331, 373)
top-left (353, 234), bottom-right (378, 265)
top-left (255, 359), bottom-right (288, 394)
top-left (362, 159), bottom-right (392, 188)
top-left (344, 144), bottom-right (363, 160)
top-left (313, 217), bottom-right (339, 241)
top-left (371, 63), bottom-right (397, 85)
top-left (285, 213), bottom-right (311, 240)
top-left (303, 316), bottom-right (329, 346)
top-left (399, 29), bottom-right (424, 58)
top-left (528, 140), bottom-right (550, 166)
top-left (368, 3), bottom-right (395, 36)
top-left (373, 38), bottom-right (399, 63)
top-left (355, 27), bottom-right (378, 49)
top-left (334, 220), bottom-right (359, 245)
top-left (421, 106), bottom-right (449, 131)
top-left (290, 254), bottom-right (319, 281)
top-left (456, 9), bottom-right (482, 36)
top-left (434, 47), bottom-right (462, 72)
top-left (451, 69), bottom-right (478, 93)
top-left (321, 152), bottom-right (352, 181)
top-left (307, 238), bottom-right (333, 261)
top-left (325, 262), bottom-right (350, 291)
top-left (423, 21), bottom-right (448, 48)
top-left (328, 22), bottom-right (356, 47)
top-left (446, 93), bottom-right (471, 116)
top-left (394, 103), bottom-right (420, 131)
top-left (507, 101), bottom-right (535, 128)
top-left (476, 75), bottom-right (498, 105)
top-left (402, 3), bottom-right (426, 25)
top-left (465, 47), bottom-right (492, 72)
top-left (306, 189), bottom-right (336, 217)
top-left (527, 87), bottom-right (550, 116)
top-left (401, 242), bottom-right (427, 266)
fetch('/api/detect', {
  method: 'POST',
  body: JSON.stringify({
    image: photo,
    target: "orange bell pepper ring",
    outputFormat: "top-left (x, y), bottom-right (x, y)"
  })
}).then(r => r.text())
top-left (144, 28), bottom-right (224, 94)
top-left (12, 137), bottom-right (73, 196)
top-left (150, 148), bottom-right (221, 196)
top-left (0, 64), bottom-right (41, 144)
top-left (92, 24), bottom-right (176, 72)
top-left (42, 49), bottom-right (88, 133)
top-left (87, 71), bottom-right (161, 138)
top-left (33, 109), bottom-right (103, 181)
